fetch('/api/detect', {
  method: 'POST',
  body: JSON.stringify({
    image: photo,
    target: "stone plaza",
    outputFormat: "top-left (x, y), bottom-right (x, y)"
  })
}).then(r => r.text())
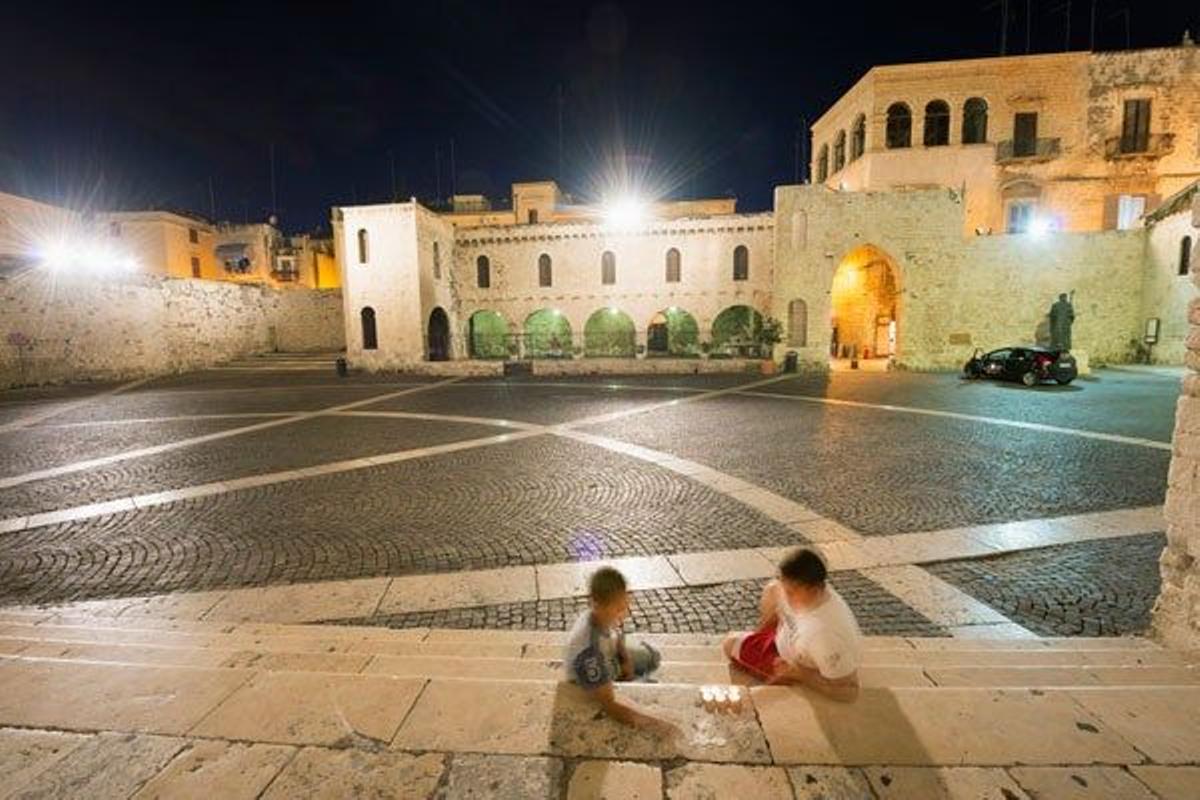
top-left (1, 356), bottom-right (1198, 798)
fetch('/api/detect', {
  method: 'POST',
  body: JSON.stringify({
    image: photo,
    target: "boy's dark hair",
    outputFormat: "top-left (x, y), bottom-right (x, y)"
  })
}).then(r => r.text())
top-left (589, 567), bottom-right (628, 603)
top-left (779, 548), bottom-right (827, 587)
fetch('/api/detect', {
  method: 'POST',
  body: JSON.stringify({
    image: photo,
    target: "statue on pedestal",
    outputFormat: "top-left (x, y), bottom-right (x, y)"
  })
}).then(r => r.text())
top-left (1049, 292), bottom-right (1075, 352)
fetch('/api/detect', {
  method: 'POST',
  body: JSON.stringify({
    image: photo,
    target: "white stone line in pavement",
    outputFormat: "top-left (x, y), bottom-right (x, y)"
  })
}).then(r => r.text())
top-left (743, 390), bottom-right (1173, 451)
top-left (6, 506), bottom-right (1162, 626)
top-left (336, 409), bottom-right (543, 431)
top-left (0, 377), bottom-right (466, 490)
top-left (860, 564), bottom-right (1035, 635)
top-left (0, 377), bottom-right (152, 434)
top-left (33, 412), bottom-right (298, 428)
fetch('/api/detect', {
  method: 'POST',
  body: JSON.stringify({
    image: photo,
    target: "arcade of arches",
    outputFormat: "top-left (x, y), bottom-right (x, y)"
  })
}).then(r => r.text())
top-left (831, 245), bottom-right (900, 361)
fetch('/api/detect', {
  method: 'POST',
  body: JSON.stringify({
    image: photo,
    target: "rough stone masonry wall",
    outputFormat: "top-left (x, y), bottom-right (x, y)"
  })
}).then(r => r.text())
top-left (0, 272), bottom-right (344, 388)
top-left (1154, 204), bottom-right (1200, 649)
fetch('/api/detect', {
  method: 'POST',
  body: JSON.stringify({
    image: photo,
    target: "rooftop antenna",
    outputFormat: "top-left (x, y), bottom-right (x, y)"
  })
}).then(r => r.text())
top-left (388, 150), bottom-right (397, 201)
top-left (268, 143), bottom-right (277, 219)
top-left (557, 83), bottom-right (564, 181)
top-left (1089, 0), bottom-right (1097, 49)
top-left (434, 144), bottom-right (441, 206)
top-left (1049, 1), bottom-right (1071, 49)
top-left (1025, 0), bottom-right (1032, 52)
top-left (1108, 7), bottom-right (1130, 49)
top-left (449, 138), bottom-right (456, 198)
top-left (1001, 0), bottom-right (1010, 54)
top-left (207, 176), bottom-right (216, 220)
top-left (799, 115), bottom-right (810, 184)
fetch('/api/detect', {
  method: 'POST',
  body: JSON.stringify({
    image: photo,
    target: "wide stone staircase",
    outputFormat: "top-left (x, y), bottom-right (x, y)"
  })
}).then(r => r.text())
top-left (0, 610), bottom-right (1197, 798)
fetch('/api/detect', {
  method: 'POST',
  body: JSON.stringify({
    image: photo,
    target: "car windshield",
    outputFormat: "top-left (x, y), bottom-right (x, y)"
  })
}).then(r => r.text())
top-left (987, 350), bottom-right (1011, 359)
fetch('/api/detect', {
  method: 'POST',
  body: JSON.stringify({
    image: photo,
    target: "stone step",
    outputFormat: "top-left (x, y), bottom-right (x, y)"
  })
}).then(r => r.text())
top-left (2, 656), bottom-right (1197, 768)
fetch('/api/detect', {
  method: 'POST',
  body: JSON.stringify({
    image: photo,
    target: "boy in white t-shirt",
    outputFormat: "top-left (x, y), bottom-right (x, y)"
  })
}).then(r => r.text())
top-left (722, 547), bottom-right (862, 701)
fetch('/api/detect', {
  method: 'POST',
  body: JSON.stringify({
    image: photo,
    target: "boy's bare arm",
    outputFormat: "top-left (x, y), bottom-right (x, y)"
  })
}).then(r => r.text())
top-left (768, 660), bottom-right (860, 703)
top-left (757, 580), bottom-right (782, 629)
top-left (589, 683), bottom-right (678, 731)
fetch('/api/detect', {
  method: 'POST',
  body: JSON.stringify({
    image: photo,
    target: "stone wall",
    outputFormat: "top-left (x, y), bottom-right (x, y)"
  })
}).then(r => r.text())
top-left (1143, 209), bottom-right (1196, 363)
top-left (0, 272), bottom-right (344, 388)
top-left (1154, 197), bottom-right (1200, 649)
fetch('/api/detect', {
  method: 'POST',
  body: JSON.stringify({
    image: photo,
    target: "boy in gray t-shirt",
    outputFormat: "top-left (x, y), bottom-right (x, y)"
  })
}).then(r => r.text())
top-left (563, 567), bottom-right (673, 730)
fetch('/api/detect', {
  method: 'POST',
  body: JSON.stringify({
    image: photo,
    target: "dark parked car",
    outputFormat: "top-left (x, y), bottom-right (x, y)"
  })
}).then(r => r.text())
top-left (963, 346), bottom-right (1078, 386)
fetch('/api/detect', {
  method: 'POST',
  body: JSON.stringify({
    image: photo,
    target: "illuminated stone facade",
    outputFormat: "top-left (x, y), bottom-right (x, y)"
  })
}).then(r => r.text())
top-left (810, 45), bottom-right (1200, 236)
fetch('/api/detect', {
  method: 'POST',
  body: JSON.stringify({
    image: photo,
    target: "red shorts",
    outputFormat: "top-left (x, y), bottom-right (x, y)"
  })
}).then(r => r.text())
top-left (729, 624), bottom-right (780, 679)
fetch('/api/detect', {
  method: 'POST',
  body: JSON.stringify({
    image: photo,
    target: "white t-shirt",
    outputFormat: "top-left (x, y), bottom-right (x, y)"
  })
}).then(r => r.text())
top-left (775, 584), bottom-right (862, 680)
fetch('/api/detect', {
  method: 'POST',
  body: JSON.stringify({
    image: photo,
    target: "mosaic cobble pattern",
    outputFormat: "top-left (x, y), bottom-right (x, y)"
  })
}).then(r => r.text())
top-left (928, 533), bottom-right (1165, 636)
top-left (585, 394), bottom-right (1170, 535)
top-left (0, 437), bottom-right (805, 606)
top-left (339, 572), bottom-right (947, 637)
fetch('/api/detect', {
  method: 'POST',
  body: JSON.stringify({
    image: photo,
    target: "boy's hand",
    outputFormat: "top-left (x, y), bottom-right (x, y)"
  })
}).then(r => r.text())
top-left (637, 713), bottom-right (681, 738)
top-left (620, 652), bottom-right (634, 680)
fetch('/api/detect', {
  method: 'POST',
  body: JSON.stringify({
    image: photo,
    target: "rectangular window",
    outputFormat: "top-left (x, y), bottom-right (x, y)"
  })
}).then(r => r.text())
top-left (1116, 195), bottom-right (1146, 230)
top-left (190, 256), bottom-right (201, 278)
top-left (1007, 201), bottom-right (1035, 233)
top-left (1120, 99), bottom-right (1151, 153)
top-left (1013, 113), bottom-right (1038, 157)
top-left (188, 228), bottom-right (199, 244)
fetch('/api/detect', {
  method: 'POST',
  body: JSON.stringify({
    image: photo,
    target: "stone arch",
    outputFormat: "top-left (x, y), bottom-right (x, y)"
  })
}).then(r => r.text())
top-left (886, 102), bottom-right (912, 149)
top-left (523, 308), bottom-right (573, 359)
top-left (427, 307), bottom-right (450, 361)
top-left (711, 305), bottom-right (764, 357)
top-left (963, 97), bottom-right (988, 144)
top-left (830, 243), bottom-right (902, 361)
top-left (467, 310), bottom-right (510, 359)
top-left (851, 114), bottom-right (866, 160)
top-left (584, 308), bottom-right (636, 358)
top-left (923, 100), bottom-right (950, 146)
top-left (647, 307), bottom-right (700, 357)
top-left (787, 299), bottom-right (808, 347)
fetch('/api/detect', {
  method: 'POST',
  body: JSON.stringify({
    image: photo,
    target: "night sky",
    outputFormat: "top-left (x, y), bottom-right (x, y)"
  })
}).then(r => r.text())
top-left (1, 1), bottom-right (1195, 231)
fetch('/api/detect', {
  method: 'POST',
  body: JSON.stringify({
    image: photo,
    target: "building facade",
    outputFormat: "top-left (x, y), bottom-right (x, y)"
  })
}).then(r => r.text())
top-left (810, 44), bottom-right (1200, 236)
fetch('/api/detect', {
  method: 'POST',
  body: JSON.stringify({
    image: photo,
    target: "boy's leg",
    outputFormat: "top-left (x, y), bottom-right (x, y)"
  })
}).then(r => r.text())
top-left (625, 640), bottom-right (662, 678)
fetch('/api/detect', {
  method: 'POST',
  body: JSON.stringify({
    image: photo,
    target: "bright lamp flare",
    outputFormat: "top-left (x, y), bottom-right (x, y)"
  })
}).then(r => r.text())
top-left (35, 236), bottom-right (137, 274)
top-left (603, 196), bottom-right (648, 228)
top-left (1027, 216), bottom-right (1055, 237)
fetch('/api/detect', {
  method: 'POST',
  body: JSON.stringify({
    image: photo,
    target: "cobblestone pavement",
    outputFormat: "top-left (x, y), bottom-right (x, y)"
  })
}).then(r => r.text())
top-left (584, 393), bottom-right (1169, 535)
top-left (0, 436), bottom-right (804, 605)
top-left (335, 571), bottom-right (947, 637)
top-left (0, 368), bottom-right (1179, 636)
top-left (928, 533), bottom-right (1165, 636)
top-left (745, 368), bottom-right (1180, 443)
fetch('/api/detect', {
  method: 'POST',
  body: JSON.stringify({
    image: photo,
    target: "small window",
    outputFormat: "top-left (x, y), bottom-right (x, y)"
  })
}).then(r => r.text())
top-left (833, 131), bottom-right (846, 172)
top-left (1117, 195), bottom-right (1146, 230)
top-left (188, 227), bottom-right (199, 244)
top-left (665, 248), bottom-right (681, 283)
top-left (360, 307), bottom-right (378, 350)
top-left (816, 144), bottom-right (829, 182)
top-left (1007, 201), bottom-right (1035, 233)
top-left (190, 256), bottom-right (201, 278)
top-left (476, 255), bottom-right (490, 288)
top-left (538, 253), bottom-right (552, 287)
top-left (1181, 236), bottom-right (1193, 276)
top-left (851, 115), bottom-right (866, 161)
top-left (601, 251), bottom-right (616, 285)
top-left (432, 242), bottom-right (441, 279)
top-left (963, 98), bottom-right (988, 144)
top-left (357, 228), bottom-right (369, 264)
top-left (1121, 98), bottom-right (1151, 153)
top-left (733, 245), bottom-right (749, 281)
top-left (923, 100), bottom-right (950, 146)
top-left (528, 209), bottom-right (539, 224)
top-left (1013, 112), bottom-right (1038, 157)
top-left (886, 103), bottom-right (912, 149)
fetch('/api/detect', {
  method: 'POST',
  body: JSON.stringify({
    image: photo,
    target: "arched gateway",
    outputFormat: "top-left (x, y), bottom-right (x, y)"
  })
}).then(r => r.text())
top-left (830, 244), bottom-right (901, 362)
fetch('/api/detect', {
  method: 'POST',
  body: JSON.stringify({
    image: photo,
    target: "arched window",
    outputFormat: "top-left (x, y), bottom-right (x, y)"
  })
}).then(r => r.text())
top-left (733, 245), bottom-right (749, 281)
top-left (432, 241), bottom-right (441, 279)
top-left (601, 251), bottom-right (616, 285)
top-left (851, 115), bottom-right (866, 161)
top-left (886, 103), bottom-right (912, 149)
top-left (963, 97), bottom-right (988, 144)
top-left (924, 100), bottom-right (950, 146)
top-left (356, 228), bottom-right (368, 264)
top-left (538, 253), bottom-right (552, 287)
top-left (360, 307), bottom-right (377, 350)
top-left (665, 248), bottom-right (681, 283)
top-left (816, 144), bottom-right (829, 182)
top-left (833, 130), bottom-right (846, 172)
top-left (788, 299), bottom-right (808, 347)
top-left (476, 255), bottom-right (490, 288)
top-left (1182, 236), bottom-right (1193, 276)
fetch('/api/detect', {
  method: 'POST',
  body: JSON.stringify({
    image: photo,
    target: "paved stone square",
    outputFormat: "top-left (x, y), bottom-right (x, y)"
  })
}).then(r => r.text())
top-left (0, 364), bottom-right (1180, 638)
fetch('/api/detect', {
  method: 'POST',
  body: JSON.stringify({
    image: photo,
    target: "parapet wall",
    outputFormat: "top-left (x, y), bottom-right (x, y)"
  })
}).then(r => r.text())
top-left (0, 272), bottom-right (344, 388)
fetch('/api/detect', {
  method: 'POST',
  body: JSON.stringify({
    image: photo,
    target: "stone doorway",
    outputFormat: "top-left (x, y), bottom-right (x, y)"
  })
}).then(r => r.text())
top-left (830, 244), bottom-right (901, 365)
top-left (427, 307), bottom-right (450, 361)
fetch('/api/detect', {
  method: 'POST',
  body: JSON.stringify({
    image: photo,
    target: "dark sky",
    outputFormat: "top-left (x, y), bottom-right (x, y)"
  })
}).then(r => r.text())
top-left (1, 1), bottom-right (1195, 231)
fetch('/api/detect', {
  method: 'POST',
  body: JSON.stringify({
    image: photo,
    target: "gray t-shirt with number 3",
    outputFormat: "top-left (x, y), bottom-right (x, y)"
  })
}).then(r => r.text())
top-left (563, 610), bottom-right (622, 689)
